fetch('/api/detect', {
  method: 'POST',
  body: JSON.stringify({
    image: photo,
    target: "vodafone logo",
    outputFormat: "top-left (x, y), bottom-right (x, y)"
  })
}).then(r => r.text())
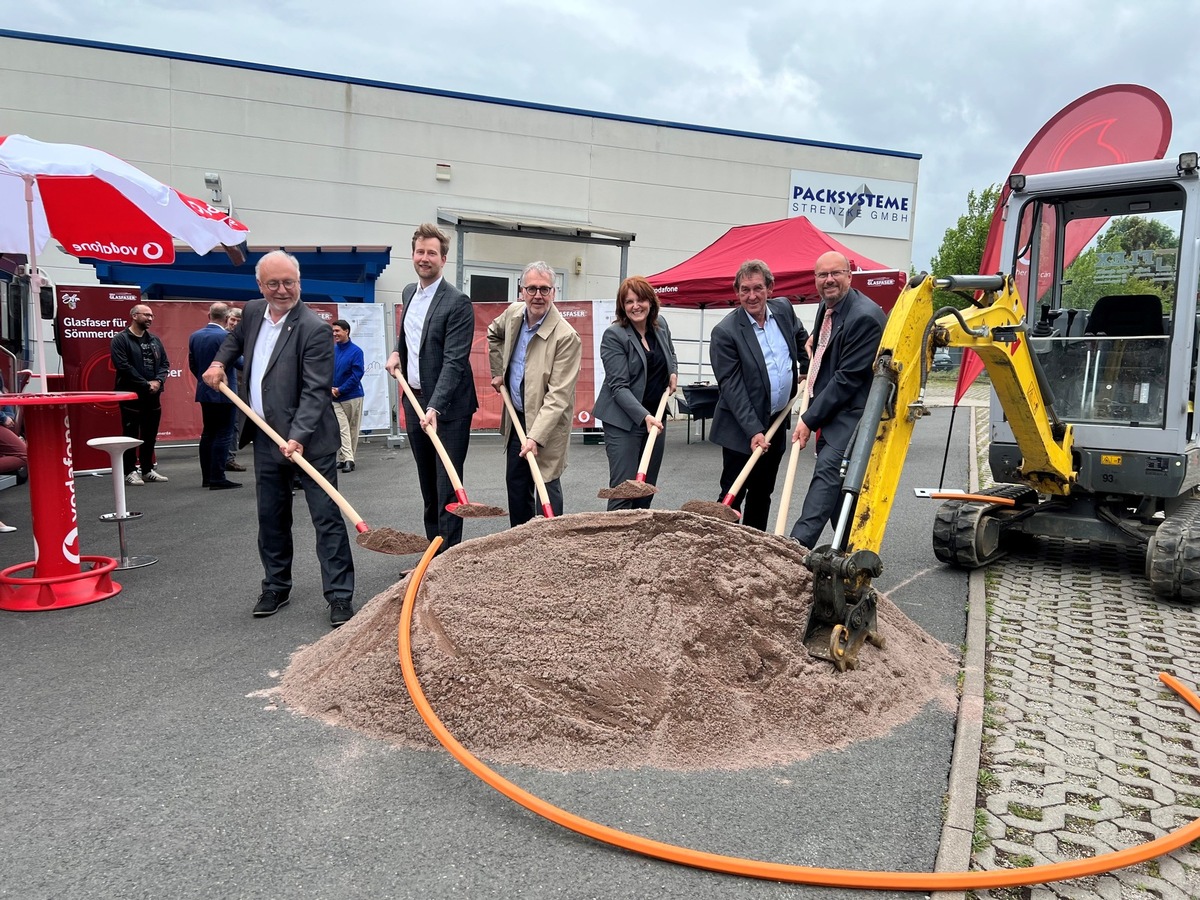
top-left (62, 526), bottom-right (80, 566)
top-left (69, 239), bottom-right (174, 264)
top-left (183, 195), bottom-right (223, 218)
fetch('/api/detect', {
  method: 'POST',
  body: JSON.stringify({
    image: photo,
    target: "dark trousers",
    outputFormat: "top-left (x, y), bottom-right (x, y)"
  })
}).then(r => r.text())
top-left (506, 409), bottom-right (563, 526)
top-left (790, 433), bottom-right (844, 549)
top-left (119, 397), bottom-right (162, 476)
top-left (602, 421), bottom-right (666, 511)
top-left (226, 413), bottom-right (241, 463)
top-left (404, 400), bottom-right (472, 549)
top-left (198, 402), bottom-right (234, 485)
top-left (717, 415), bottom-right (788, 531)
top-left (252, 433), bottom-right (354, 603)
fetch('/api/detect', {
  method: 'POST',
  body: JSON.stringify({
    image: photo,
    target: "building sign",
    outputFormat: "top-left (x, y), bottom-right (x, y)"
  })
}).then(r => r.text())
top-left (788, 169), bottom-right (915, 240)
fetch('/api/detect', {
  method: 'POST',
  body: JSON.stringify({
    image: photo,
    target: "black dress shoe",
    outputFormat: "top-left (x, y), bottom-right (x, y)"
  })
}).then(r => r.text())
top-left (209, 480), bottom-right (243, 490)
top-left (329, 599), bottom-right (354, 627)
top-left (346, 461), bottom-right (355, 472)
top-left (253, 590), bottom-right (290, 617)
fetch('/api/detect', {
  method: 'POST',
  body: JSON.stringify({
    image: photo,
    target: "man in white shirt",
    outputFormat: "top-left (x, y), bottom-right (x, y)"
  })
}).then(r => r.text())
top-left (385, 224), bottom-right (478, 549)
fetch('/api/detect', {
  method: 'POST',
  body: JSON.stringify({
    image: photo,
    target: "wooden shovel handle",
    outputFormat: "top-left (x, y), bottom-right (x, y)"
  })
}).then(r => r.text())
top-left (499, 385), bottom-right (554, 516)
top-left (773, 380), bottom-right (808, 535)
top-left (724, 394), bottom-right (796, 501)
top-left (217, 381), bottom-right (367, 531)
top-left (634, 388), bottom-right (672, 479)
top-left (391, 369), bottom-right (466, 493)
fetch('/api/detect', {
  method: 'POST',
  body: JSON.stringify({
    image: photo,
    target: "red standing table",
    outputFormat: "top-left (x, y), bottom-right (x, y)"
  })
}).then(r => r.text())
top-left (0, 391), bottom-right (136, 611)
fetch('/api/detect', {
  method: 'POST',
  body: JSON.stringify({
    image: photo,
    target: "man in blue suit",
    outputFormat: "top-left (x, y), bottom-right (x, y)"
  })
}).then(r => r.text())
top-left (789, 251), bottom-right (887, 549)
top-left (708, 259), bottom-right (808, 530)
top-left (188, 302), bottom-right (240, 490)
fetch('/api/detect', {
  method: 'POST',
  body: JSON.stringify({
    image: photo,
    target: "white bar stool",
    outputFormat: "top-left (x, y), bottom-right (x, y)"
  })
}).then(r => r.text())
top-left (86, 436), bottom-right (157, 570)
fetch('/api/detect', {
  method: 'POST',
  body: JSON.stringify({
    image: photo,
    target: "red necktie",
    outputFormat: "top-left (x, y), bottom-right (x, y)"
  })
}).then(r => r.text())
top-left (807, 308), bottom-right (834, 400)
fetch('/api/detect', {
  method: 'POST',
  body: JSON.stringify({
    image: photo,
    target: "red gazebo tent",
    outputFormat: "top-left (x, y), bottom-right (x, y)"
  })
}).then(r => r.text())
top-left (647, 216), bottom-right (904, 311)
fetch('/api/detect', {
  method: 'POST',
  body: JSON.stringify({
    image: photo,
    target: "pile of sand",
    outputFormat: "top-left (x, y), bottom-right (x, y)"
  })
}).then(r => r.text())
top-left (279, 510), bottom-right (958, 771)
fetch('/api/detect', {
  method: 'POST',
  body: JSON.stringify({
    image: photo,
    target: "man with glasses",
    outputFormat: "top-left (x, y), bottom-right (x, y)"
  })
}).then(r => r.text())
top-left (487, 261), bottom-right (582, 525)
top-left (708, 259), bottom-right (808, 529)
top-left (110, 303), bottom-right (170, 485)
top-left (204, 250), bottom-right (356, 628)
top-left (789, 250), bottom-right (887, 549)
top-left (385, 223), bottom-right (478, 550)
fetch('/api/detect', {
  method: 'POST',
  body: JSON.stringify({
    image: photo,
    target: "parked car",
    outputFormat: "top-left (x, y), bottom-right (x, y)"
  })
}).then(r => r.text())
top-left (932, 348), bottom-right (954, 372)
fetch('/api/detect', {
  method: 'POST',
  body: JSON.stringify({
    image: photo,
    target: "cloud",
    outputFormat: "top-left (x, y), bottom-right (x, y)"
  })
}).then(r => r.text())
top-left (6, 0), bottom-right (1200, 270)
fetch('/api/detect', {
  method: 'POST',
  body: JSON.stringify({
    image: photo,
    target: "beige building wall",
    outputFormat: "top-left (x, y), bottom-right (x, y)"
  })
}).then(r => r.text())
top-left (0, 32), bottom-right (918, 319)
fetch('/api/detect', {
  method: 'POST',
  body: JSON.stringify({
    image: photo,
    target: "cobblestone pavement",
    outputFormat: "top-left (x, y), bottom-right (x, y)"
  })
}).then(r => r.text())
top-left (964, 391), bottom-right (1200, 900)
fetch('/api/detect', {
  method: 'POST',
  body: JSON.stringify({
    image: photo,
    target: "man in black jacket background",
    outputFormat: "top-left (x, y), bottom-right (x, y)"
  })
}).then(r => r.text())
top-left (109, 303), bottom-right (170, 486)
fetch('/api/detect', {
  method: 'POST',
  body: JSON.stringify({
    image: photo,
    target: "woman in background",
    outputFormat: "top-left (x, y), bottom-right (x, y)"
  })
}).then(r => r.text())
top-left (592, 275), bottom-right (678, 510)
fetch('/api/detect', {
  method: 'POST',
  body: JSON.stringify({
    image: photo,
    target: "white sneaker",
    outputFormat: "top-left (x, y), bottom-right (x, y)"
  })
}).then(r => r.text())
top-left (125, 471), bottom-right (144, 486)
top-left (143, 470), bottom-right (169, 483)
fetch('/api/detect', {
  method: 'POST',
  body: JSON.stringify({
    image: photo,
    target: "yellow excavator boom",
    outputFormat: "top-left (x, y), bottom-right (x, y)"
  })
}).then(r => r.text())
top-left (803, 272), bottom-right (1076, 669)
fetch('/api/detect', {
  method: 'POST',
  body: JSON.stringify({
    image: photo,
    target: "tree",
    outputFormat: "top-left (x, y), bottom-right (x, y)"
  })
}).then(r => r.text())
top-left (1062, 215), bottom-right (1180, 312)
top-left (928, 185), bottom-right (1002, 310)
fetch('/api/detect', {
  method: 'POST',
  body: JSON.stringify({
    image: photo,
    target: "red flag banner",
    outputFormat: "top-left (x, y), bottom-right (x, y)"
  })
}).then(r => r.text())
top-left (954, 84), bottom-right (1172, 403)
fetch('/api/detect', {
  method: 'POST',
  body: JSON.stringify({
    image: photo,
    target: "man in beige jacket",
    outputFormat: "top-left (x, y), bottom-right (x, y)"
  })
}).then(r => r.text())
top-left (487, 261), bottom-right (582, 525)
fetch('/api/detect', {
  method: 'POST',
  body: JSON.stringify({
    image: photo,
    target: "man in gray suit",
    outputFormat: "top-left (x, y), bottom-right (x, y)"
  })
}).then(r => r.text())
top-left (708, 259), bottom-right (808, 530)
top-left (385, 223), bottom-right (478, 549)
top-left (203, 250), bottom-right (356, 627)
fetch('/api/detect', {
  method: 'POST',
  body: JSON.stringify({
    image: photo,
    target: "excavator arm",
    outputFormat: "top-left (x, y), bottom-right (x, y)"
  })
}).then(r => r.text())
top-left (802, 273), bottom-right (1076, 670)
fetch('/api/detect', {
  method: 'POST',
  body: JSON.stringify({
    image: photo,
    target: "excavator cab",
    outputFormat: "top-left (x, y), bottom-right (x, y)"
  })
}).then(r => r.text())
top-left (985, 156), bottom-right (1200, 598)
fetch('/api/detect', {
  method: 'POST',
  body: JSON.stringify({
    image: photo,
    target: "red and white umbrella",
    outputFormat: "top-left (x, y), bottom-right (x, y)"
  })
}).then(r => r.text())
top-left (0, 133), bottom-right (250, 381)
top-left (0, 133), bottom-right (249, 266)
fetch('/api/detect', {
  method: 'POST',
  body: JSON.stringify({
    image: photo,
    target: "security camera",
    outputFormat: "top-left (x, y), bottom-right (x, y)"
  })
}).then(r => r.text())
top-left (203, 172), bottom-right (223, 203)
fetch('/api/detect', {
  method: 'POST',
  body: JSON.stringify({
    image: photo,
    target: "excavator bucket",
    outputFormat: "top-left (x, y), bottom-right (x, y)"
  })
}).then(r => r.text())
top-left (802, 546), bottom-right (886, 671)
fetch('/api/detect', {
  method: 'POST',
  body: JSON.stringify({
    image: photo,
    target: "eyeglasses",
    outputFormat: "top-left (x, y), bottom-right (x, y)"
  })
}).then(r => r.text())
top-left (262, 279), bottom-right (298, 290)
top-left (815, 269), bottom-right (850, 280)
top-left (522, 284), bottom-right (554, 296)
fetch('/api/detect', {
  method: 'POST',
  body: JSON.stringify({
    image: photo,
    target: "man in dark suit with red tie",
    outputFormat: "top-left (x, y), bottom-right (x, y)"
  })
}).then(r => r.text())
top-left (789, 250), bottom-right (887, 549)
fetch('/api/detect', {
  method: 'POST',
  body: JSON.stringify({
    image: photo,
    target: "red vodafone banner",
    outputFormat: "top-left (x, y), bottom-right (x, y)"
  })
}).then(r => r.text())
top-left (468, 301), bottom-right (598, 431)
top-left (57, 287), bottom-right (338, 470)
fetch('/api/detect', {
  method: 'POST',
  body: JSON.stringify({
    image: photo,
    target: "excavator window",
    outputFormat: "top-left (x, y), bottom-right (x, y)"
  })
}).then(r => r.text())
top-left (1018, 185), bottom-right (1182, 428)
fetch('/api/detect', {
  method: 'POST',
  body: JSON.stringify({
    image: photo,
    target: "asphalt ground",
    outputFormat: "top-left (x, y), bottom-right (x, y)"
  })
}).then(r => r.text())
top-left (0, 397), bottom-right (976, 899)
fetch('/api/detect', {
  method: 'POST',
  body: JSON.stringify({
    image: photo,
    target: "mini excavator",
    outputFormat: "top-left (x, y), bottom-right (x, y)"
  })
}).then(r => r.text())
top-left (804, 153), bottom-right (1200, 669)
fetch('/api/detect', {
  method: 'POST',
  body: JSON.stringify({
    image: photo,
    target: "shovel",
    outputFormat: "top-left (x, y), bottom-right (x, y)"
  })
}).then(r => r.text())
top-left (392, 370), bottom-right (505, 518)
top-left (498, 385), bottom-right (555, 519)
top-left (773, 379), bottom-right (808, 536)
top-left (597, 388), bottom-right (671, 501)
top-left (216, 382), bottom-right (428, 555)
top-left (681, 397), bottom-right (795, 523)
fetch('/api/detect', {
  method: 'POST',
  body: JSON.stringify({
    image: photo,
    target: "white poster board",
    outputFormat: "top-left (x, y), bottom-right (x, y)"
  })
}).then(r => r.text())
top-left (337, 303), bottom-right (389, 432)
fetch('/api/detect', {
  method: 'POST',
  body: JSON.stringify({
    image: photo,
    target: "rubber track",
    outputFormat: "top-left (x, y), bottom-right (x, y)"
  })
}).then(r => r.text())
top-left (1147, 497), bottom-right (1200, 604)
top-left (932, 484), bottom-right (1038, 569)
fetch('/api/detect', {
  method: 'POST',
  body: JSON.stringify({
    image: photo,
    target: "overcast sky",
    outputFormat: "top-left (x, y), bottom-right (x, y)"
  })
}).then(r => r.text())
top-left (10, 0), bottom-right (1199, 268)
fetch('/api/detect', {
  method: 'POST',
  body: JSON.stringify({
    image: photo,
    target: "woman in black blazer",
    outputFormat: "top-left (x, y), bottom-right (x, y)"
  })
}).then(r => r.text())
top-left (591, 276), bottom-right (679, 510)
